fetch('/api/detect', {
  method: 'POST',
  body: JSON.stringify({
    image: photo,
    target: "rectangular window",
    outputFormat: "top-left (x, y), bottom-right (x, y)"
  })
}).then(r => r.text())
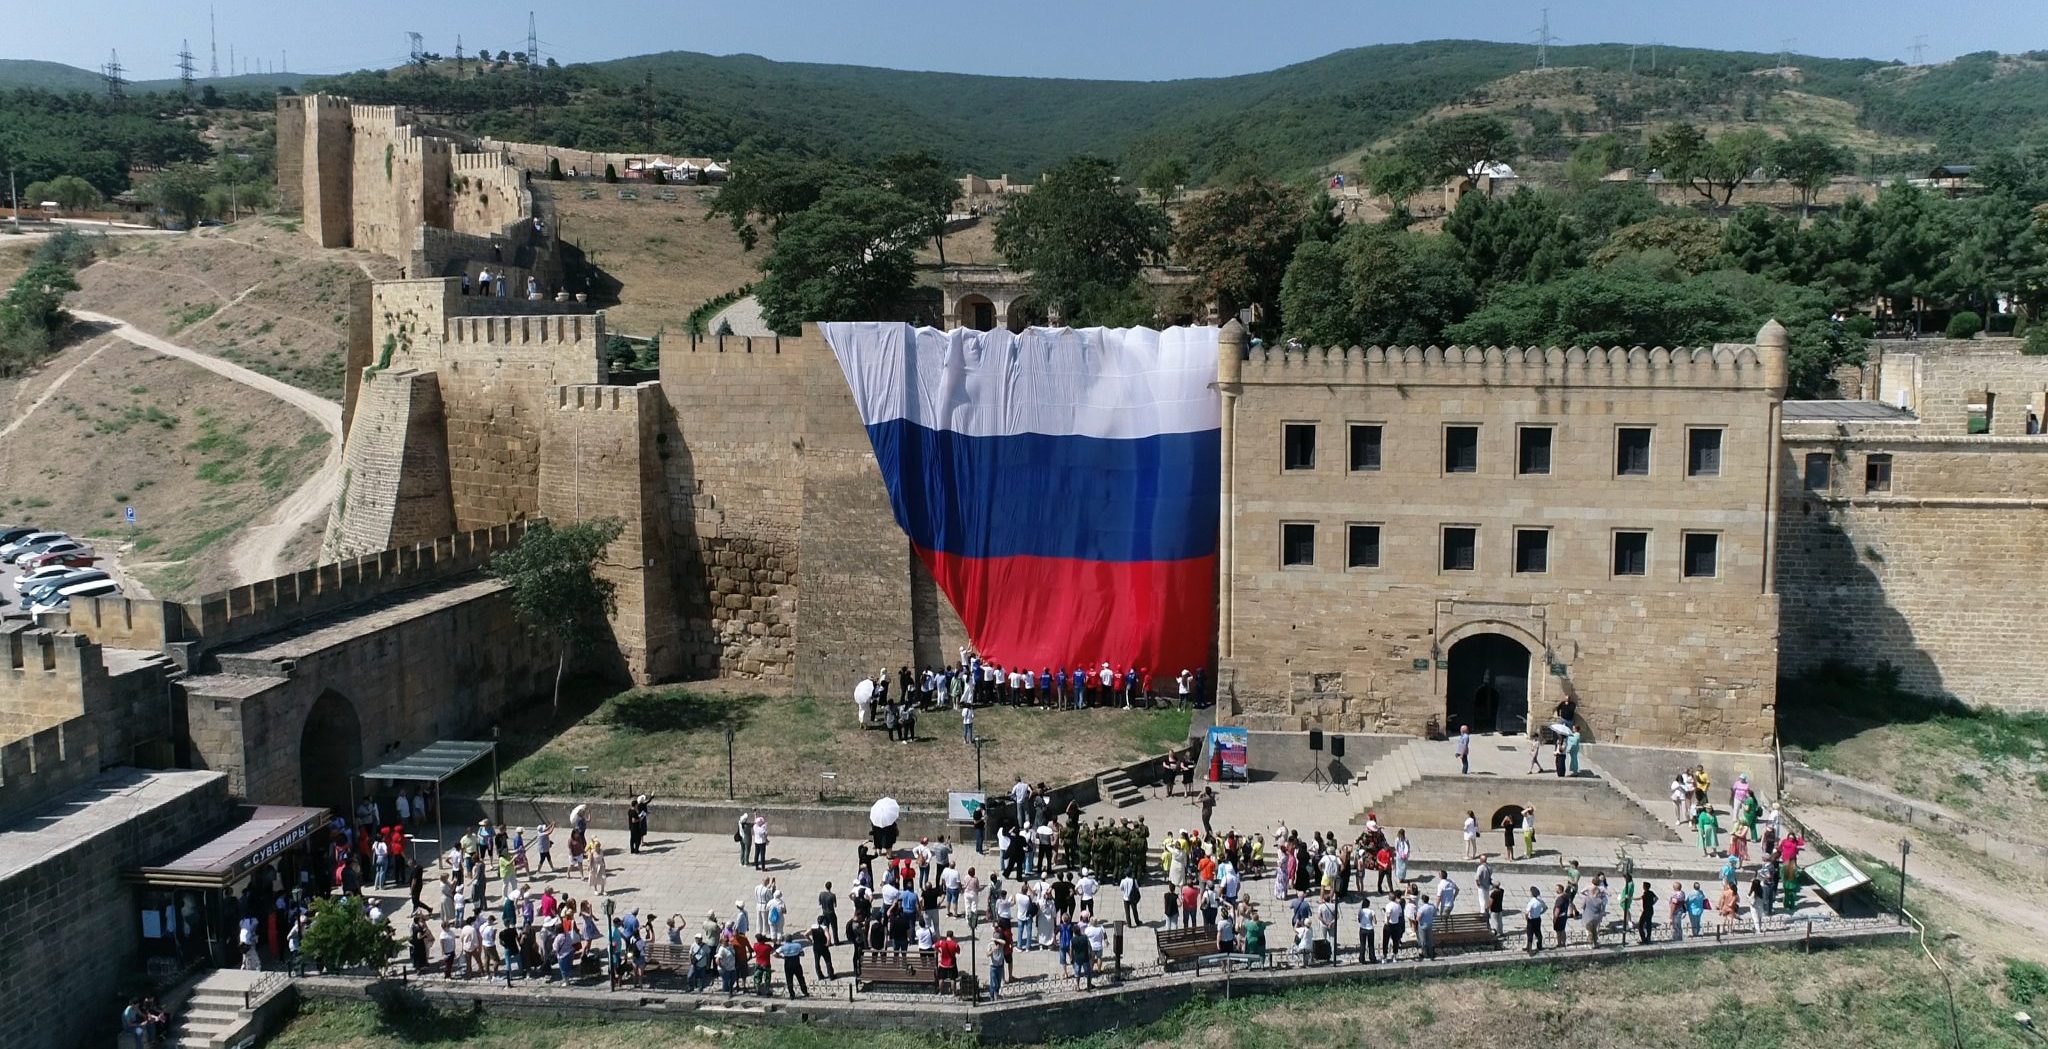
top-left (1803, 453), bottom-right (1831, 491)
top-left (1283, 424), bottom-right (1316, 471)
top-left (1348, 424), bottom-right (1383, 472)
top-left (1615, 427), bottom-right (1653, 476)
top-left (1966, 392), bottom-right (1993, 435)
top-left (1281, 522), bottom-right (1316, 567)
top-left (1514, 528), bottom-right (1550, 574)
top-left (1865, 453), bottom-right (1893, 493)
top-left (1517, 426), bottom-right (1553, 476)
top-left (1683, 532), bottom-right (1720, 579)
top-left (1444, 425), bottom-right (1479, 474)
top-left (1613, 531), bottom-right (1649, 577)
top-left (1346, 524), bottom-right (1382, 569)
top-left (1441, 526), bottom-right (1477, 572)
top-left (1687, 427), bottom-right (1724, 477)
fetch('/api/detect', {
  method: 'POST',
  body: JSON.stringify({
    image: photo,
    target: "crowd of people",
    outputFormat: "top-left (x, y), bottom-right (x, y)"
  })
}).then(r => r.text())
top-left (855, 649), bottom-right (1209, 740)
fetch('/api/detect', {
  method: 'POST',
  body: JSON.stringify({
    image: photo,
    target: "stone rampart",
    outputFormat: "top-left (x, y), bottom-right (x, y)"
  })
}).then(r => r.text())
top-left (324, 368), bottom-right (455, 560)
top-left (0, 626), bottom-right (178, 820)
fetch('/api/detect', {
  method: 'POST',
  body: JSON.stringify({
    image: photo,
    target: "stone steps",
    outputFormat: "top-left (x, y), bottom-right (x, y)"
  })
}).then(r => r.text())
top-left (1351, 740), bottom-right (1429, 818)
top-left (1581, 755), bottom-right (1685, 836)
top-left (1097, 770), bottom-right (1142, 809)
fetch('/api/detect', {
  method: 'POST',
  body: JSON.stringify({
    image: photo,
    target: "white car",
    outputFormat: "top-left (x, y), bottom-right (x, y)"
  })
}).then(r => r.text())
top-left (14, 564), bottom-right (103, 594)
top-left (0, 531), bottom-right (65, 560)
top-left (28, 576), bottom-right (120, 614)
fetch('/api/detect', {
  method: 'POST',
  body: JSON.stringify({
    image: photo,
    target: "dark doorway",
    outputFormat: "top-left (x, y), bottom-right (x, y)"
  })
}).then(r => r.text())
top-left (300, 690), bottom-right (365, 810)
top-left (1445, 633), bottom-right (1530, 735)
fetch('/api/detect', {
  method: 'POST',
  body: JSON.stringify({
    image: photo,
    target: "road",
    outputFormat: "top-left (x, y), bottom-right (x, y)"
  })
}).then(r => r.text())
top-left (66, 309), bottom-right (343, 585)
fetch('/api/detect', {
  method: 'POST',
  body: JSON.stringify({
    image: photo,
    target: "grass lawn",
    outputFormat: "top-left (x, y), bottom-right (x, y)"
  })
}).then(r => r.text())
top-left (483, 681), bottom-right (1193, 804)
top-left (268, 942), bottom-right (2041, 1049)
top-left (1780, 665), bottom-right (2048, 829)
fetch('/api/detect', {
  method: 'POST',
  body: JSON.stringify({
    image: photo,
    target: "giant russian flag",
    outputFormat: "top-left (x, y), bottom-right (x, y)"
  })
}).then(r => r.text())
top-left (821, 322), bottom-right (1220, 676)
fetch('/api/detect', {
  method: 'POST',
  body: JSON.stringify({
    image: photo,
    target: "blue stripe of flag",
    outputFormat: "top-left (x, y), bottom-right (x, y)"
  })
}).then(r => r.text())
top-left (866, 418), bottom-right (1220, 564)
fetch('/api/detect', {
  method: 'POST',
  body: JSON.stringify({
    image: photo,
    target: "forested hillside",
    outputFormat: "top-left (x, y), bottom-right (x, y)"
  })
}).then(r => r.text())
top-left (296, 41), bottom-right (2048, 182)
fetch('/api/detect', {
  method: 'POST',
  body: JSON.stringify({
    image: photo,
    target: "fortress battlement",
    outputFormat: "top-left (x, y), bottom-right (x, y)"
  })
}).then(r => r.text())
top-left (1238, 341), bottom-right (1775, 391)
top-left (349, 103), bottom-right (404, 124)
top-left (453, 152), bottom-right (517, 173)
top-left (446, 313), bottom-right (604, 347)
top-left (555, 382), bottom-right (660, 413)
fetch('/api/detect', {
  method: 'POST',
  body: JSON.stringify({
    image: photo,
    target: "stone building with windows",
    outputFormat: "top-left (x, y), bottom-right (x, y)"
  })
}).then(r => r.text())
top-left (1214, 322), bottom-right (1788, 750)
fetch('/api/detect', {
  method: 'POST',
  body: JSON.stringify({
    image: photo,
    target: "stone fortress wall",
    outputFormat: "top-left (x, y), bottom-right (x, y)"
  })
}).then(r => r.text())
top-left (1217, 326), bottom-right (1785, 750)
top-left (1777, 339), bottom-right (2048, 712)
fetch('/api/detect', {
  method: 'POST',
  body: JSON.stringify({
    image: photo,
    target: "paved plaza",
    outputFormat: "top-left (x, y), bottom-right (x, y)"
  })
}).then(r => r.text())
top-left (364, 766), bottom-right (1843, 996)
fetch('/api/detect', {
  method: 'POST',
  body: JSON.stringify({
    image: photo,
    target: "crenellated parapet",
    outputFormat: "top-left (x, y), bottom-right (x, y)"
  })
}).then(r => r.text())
top-left (1240, 342), bottom-right (1775, 391)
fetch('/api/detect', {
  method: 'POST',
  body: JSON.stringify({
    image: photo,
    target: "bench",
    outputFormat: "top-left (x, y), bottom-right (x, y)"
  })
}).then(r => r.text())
top-left (855, 950), bottom-right (943, 992)
top-left (1195, 951), bottom-right (1270, 974)
top-left (1154, 926), bottom-right (1216, 968)
top-left (642, 941), bottom-right (692, 985)
top-left (1431, 911), bottom-right (1497, 949)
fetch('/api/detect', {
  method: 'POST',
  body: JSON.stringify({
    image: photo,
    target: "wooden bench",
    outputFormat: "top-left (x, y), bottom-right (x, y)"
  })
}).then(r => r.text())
top-left (1195, 951), bottom-right (1269, 974)
top-left (642, 942), bottom-right (692, 985)
top-left (855, 950), bottom-right (942, 992)
top-left (1154, 926), bottom-right (1216, 968)
top-left (1431, 911), bottom-right (1497, 949)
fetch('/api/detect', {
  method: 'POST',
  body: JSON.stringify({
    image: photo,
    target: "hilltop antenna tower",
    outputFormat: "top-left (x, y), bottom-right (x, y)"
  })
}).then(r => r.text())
top-left (1910, 35), bottom-right (1928, 65)
top-left (177, 40), bottom-right (197, 96)
top-left (209, 7), bottom-right (219, 79)
top-left (1778, 37), bottom-right (1796, 73)
top-left (526, 11), bottom-right (542, 118)
top-left (455, 35), bottom-right (465, 78)
top-left (408, 31), bottom-right (426, 73)
top-left (102, 49), bottom-right (127, 99)
top-left (1535, 8), bottom-right (1554, 69)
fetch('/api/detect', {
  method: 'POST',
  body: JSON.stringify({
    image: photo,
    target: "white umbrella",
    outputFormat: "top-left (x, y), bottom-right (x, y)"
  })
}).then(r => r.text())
top-left (569, 804), bottom-right (587, 825)
top-left (870, 797), bottom-right (901, 827)
top-left (854, 678), bottom-right (875, 704)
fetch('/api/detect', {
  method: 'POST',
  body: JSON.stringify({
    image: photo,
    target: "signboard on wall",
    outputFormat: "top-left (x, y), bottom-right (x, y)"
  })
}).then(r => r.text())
top-left (1202, 726), bottom-right (1250, 783)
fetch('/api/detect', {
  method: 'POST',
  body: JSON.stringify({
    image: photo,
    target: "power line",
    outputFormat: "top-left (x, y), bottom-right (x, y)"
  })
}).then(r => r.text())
top-left (1534, 7), bottom-right (1555, 69)
top-left (1779, 37), bottom-right (1797, 73)
top-left (455, 34), bottom-right (465, 78)
top-left (1910, 35), bottom-right (1929, 66)
top-left (209, 7), bottom-right (219, 79)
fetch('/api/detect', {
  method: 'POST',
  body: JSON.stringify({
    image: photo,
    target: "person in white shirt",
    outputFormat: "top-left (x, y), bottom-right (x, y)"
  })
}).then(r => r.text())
top-left (1077, 871), bottom-right (1098, 914)
top-left (1523, 887), bottom-right (1548, 953)
top-left (1381, 895), bottom-right (1405, 961)
top-left (1119, 873), bottom-right (1139, 924)
top-left (1435, 872), bottom-right (1458, 914)
top-left (1357, 893), bottom-right (1377, 963)
top-left (961, 701), bottom-right (976, 744)
top-left (1463, 811), bottom-right (1480, 859)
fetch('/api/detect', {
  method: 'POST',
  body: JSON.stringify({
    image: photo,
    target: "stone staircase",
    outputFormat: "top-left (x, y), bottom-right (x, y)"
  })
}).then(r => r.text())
top-left (1097, 769), bottom-right (1143, 808)
top-left (1350, 736), bottom-right (1681, 842)
top-left (156, 968), bottom-right (275, 1049)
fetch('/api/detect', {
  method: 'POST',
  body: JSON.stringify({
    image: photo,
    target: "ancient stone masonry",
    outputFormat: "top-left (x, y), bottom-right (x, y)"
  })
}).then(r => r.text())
top-left (1776, 339), bottom-right (2048, 713)
top-left (0, 624), bottom-right (177, 821)
top-left (1217, 327), bottom-right (1788, 751)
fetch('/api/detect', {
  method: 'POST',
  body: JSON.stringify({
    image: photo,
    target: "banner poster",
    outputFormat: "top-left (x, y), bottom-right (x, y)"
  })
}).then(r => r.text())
top-left (1204, 726), bottom-right (1250, 782)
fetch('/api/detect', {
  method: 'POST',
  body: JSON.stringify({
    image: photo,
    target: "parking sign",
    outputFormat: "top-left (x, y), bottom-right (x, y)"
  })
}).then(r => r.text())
top-left (125, 506), bottom-right (136, 524)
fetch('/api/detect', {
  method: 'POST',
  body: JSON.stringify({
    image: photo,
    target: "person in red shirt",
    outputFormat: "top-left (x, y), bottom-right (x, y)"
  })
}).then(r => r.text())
top-left (1374, 847), bottom-right (1395, 893)
top-left (933, 932), bottom-right (960, 992)
top-left (1198, 854), bottom-right (1218, 886)
top-left (750, 937), bottom-right (774, 994)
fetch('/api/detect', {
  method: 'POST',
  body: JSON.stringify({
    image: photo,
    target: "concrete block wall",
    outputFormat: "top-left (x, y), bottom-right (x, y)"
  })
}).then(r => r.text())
top-left (0, 771), bottom-right (230, 1049)
top-left (539, 382), bottom-right (683, 682)
top-left (324, 368), bottom-right (456, 560)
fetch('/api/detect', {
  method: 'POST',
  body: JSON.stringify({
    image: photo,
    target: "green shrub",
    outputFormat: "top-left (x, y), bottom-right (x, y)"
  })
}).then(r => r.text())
top-left (1945, 310), bottom-right (1982, 340)
top-left (2026, 325), bottom-right (2048, 356)
top-left (2007, 958), bottom-right (2048, 1006)
top-left (1844, 314), bottom-right (1875, 340)
top-left (604, 163), bottom-right (618, 183)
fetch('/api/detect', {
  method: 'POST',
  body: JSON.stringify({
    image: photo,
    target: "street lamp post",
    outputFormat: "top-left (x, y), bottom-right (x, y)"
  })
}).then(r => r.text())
top-left (972, 737), bottom-right (986, 793)
top-left (491, 724), bottom-right (503, 829)
top-left (1897, 838), bottom-right (1910, 922)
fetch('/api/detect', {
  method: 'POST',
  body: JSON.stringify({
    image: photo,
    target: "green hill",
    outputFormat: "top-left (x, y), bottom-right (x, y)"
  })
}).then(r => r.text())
top-left (0, 59), bottom-right (312, 95)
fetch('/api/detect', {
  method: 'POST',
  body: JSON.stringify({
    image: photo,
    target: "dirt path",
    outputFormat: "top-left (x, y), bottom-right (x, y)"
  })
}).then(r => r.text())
top-left (1800, 803), bottom-right (2048, 963)
top-left (67, 308), bottom-right (343, 585)
top-left (0, 342), bottom-right (109, 440)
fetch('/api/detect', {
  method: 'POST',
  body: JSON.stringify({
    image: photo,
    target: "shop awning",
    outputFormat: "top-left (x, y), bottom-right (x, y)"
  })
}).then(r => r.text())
top-left (132, 805), bottom-right (329, 888)
top-left (357, 740), bottom-right (496, 783)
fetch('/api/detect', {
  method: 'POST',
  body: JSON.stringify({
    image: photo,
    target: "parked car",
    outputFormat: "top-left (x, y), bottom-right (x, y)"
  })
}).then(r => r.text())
top-left (15, 565), bottom-right (105, 595)
top-left (0, 531), bottom-right (65, 560)
top-left (9, 537), bottom-right (77, 565)
top-left (0, 526), bottom-right (41, 548)
top-left (19, 541), bottom-right (91, 569)
top-left (29, 576), bottom-right (120, 613)
top-left (20, 569), bottom-right (108, 604)
top-left (21, 550), bottom-right (95, 572)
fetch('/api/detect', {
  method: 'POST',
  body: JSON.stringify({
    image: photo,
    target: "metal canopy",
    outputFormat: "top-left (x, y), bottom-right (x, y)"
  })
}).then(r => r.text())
top-left (358, 740), bottom-right (496, 784)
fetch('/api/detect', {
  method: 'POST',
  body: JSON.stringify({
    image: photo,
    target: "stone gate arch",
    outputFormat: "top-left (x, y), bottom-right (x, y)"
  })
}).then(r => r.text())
top-left (300, 689), bottom-right (365, 811)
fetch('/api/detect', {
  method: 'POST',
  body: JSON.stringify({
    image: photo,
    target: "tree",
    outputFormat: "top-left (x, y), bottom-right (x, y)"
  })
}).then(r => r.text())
top-left (1941, 191), bottom-right (2048, 322)
top-left (754, 185), bottom-right (927, 333)
top-left (139, 162), bottom-right (213, 230)
top-left (1278, 224), bottom-right (1474, 347)
top-left (1649, 123), bottom-right (1769, 207)
top-left (1363, 152), bottom-right (1429, 212)
top-left (877, 151), bottom-right (961, 266)
top-left (994, 157), bottom-right (1168, 324)
top-left (1140, 157), bottom-right (1190, 203)
top-left (1767, 133), bottom-right (1848, 217)
top-left (0, 261), bottom-right (81, 365)
top-left (1443, 189), bottom-right (1585, 292)
top-left (299, 896), bottom-right (397, 974)
top-left (1400, 114), bottom-right (1518, 187)
top-left (707, 153), bottom-right (849, 251)
top-left (1173, 177), bottom-right (1313, 329)
top-left (488, 518), bottom-right (625, 710)
top-left (1590, 215), bottom-right (1726, 274)
top-left (22, 175), bottom-right (101, 211)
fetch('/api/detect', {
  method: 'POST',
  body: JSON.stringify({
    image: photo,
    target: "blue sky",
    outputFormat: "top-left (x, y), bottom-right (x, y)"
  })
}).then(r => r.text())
top-left (14, 0), bottom-right (2047, 81)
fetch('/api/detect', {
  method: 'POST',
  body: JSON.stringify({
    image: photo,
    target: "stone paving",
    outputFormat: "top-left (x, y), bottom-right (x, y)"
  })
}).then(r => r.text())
top-left (364, 775), bottom-right (1840, 995)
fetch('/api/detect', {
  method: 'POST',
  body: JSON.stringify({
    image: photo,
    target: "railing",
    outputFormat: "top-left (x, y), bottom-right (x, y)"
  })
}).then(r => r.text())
top-left (496, 770), bottom-right (952, 806)
top-left (244, 967), bottom-right (292, 1011)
